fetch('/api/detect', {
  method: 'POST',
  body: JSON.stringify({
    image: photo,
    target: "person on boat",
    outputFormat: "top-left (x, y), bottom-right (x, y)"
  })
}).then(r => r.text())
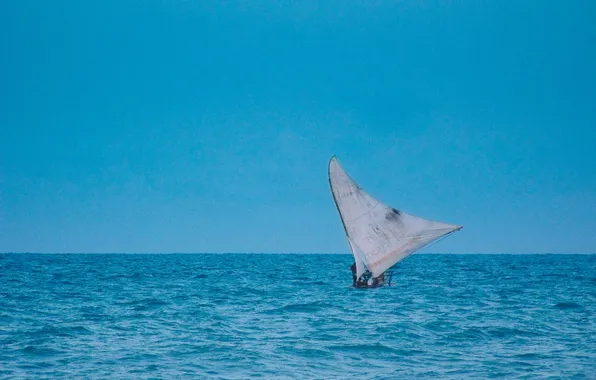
top-left (350, 262), bottom-right (357, 286)
top-left (357, 269), bottom-right (385, 288)
top-left (366, 274), bottom-right (386, 288)
top-left (351, 263), bottom-right (375, 288)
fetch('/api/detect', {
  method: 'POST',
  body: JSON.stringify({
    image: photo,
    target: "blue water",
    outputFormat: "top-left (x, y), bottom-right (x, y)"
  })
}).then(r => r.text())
top-left (1, 254), bottom-right (594, 379)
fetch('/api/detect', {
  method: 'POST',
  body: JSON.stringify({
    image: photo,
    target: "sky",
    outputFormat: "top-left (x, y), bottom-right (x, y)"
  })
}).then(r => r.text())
top-left (1, 0), bottom-right (595, 254)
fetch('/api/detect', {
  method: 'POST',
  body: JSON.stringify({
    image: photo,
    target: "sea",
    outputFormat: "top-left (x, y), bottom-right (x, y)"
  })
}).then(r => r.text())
top-left (0, 253), bottom-right (594, 379)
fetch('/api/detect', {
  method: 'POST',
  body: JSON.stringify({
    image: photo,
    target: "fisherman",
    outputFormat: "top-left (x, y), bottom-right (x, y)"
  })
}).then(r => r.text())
top-left (366, 275), bottom-right (383, 288)
top-left (351, 263), bottom-right (375, 288)
top-left (358, 270), bottom-right (385, 288)
top-left (350, 262), bottom-right (357, 286)
top-left (359, 271), bottom-right (373, 287)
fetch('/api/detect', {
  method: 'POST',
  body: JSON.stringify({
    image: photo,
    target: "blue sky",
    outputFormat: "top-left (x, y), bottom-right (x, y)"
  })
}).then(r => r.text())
top-left (1, 1), bottom-right (594, 253)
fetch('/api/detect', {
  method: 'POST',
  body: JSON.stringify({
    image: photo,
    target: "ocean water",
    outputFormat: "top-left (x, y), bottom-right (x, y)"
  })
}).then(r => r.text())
top-left (0, 254), bottom-right (594, 379)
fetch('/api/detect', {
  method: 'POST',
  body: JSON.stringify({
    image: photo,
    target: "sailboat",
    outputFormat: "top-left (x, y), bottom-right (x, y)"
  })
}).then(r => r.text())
top-left (328, 156), bottom-right (462, 288)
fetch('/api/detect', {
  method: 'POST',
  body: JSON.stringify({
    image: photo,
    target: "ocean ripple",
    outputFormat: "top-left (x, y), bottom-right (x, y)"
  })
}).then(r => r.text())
top-left (0, 253), bottom-right (595, 379)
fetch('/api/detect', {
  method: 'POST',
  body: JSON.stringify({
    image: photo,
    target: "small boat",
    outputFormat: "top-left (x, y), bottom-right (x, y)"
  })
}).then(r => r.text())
top-left (328, 156), bottom-right (462, 288)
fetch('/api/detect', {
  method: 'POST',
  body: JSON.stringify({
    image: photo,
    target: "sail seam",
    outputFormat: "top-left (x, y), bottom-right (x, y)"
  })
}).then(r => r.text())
top-left (343, 200), bottom-right (381, 222)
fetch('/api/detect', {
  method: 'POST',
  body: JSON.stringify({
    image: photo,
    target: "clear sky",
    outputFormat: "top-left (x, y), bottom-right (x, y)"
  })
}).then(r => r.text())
top-left (1, 1), bottom-right (595, 253)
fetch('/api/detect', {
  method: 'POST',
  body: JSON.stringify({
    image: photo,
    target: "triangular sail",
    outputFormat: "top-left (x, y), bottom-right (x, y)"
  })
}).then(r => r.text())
top-left (328, 156), bottom-right (461, 277)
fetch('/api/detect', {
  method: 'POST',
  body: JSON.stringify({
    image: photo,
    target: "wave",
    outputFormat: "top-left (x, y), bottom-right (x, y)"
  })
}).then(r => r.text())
top-left (263, 301), bottom-right (336, 314)
top-left (28, 325), bottom-right (93, 338)
top-left (118, 298), bottom-right (169, 311)
top-left (554, 302), bottom-right (583, 310)
top-left (328, 342), bottom-right (397, 354)
top-left (20, 346), bottom-right (63, 356)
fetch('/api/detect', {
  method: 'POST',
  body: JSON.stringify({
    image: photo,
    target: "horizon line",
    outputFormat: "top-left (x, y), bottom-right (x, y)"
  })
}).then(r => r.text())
top-left (1, 252), bottom-right (594, 255)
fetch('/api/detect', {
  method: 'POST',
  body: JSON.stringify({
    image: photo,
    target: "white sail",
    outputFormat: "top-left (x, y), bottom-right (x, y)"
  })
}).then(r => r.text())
top-left (328, 156), bottom-right (461, 277)
top-left (348, 238), bottom-right (367, 278)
